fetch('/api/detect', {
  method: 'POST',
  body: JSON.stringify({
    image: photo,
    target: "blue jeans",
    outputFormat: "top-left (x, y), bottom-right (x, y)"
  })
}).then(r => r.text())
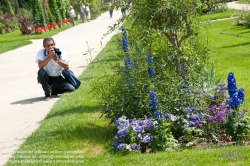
top-left (37, 68), bottom-right (75, 96)
top-left (109, 9), bottom-right (113, 18)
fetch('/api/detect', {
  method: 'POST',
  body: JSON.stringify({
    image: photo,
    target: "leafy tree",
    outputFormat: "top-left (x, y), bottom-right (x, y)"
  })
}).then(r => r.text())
top-left (48, 0), bottom-right (62, 23)
top-left (128, 0), bottom-right (203, 76)
top-left (32, 0), bottom-right (46, 27)
top-left (56, 0), bottom-right (68, 20)
top-left (95, 0), bottom-right (209, 123)
top-left (7, 1), bottom-right (15, 15)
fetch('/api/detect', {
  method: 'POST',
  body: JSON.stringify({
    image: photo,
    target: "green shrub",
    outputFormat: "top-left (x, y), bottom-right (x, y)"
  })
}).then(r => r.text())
top-left (32, 0), bottom-right (46, 27)
top-left (48, 0), bottom-right (62, 23)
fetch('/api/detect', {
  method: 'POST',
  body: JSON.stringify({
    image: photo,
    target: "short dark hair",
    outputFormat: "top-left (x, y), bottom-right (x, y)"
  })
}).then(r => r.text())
top-left (43, 37), bottom-right (55, 46)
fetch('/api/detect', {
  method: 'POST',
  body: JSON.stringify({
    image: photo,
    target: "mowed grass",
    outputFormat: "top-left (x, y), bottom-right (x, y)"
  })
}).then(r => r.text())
top-left (202, 18), bottom-right (250, 109)
top-left (5, 13), bottom-right (250, 165)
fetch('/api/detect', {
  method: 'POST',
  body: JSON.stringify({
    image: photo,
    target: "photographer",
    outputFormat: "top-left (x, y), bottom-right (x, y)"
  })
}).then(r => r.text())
top-left (36, 37), bottom-right (75, 100)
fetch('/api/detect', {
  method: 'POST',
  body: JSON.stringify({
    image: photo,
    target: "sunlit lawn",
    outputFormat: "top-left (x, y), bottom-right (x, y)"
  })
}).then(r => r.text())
top-left (4, 11), bottom-right (250, 166)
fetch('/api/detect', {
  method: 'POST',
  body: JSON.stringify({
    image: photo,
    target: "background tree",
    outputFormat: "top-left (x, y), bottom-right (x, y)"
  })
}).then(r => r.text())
top-left (32, 0), bottom-right (46, 27)
top-left (128, 0), bottom-right (203, 76)
top-left (96, 0), bottom-right (210, 123)
top-left (56, 0), bottom-right (68, 20)
top-left (7, 0), bottom-right (15, 15)
top-left (48, 0), bottom-right (62, 23)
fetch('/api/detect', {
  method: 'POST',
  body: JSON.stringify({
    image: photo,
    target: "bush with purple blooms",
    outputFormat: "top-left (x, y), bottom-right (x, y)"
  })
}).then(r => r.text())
top-left (114, 116), bottom-right (178, 153)
top-left (112, 72), bottom-right (250, 152)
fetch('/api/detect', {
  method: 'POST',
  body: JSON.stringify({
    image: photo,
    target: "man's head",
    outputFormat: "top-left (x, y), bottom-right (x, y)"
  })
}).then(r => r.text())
top-left (43, 37), bottom-right (55, 52)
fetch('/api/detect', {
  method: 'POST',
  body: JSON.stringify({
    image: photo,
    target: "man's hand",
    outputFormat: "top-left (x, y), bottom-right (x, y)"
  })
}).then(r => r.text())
top-left (49, 48), bottom-right (58, 61)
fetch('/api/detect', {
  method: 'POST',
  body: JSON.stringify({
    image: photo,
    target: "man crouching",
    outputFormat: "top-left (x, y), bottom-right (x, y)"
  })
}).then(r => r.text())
top-left (36, 37), bottom-right (75, 100)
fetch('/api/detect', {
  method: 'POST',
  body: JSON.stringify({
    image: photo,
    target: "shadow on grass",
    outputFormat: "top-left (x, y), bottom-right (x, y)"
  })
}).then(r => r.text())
top-left (43, 122), bottom-right (114, 144)
top-left (90, 57), bottom-right (121, 64)
top-left (220, 41), bottom-right (250, 48)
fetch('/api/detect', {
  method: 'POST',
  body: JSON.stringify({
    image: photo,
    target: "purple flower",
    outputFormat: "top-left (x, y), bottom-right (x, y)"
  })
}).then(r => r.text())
top-left (114, 141), bottom-right (119, 148)
top-left (137, 133), bottom-right (143, 140)
top-left (117, 129), bottom-right (128, 138)
top-left (115, 116), bottom-right (130, 130)
top-left (133, 144), bottom-right (140, 151)
top-left (198, 113), bottom-right (205, 121)
top-left (131, 120), bottom-right (144, 133)
top-left (205, 104), bottom-right (232, 123)
top-left (142, 119), bottom-right (152, 131)
top-left (142, 133), bottom-right (151, 143)
top-left (185, 108), bottom-right (193, 114)
top-left (170, 114), bottom-right (177, 122)
top-left (117, 143), bottom-right (126, 150)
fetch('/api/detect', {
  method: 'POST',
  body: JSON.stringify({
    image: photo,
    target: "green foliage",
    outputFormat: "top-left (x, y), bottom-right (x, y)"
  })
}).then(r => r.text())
top-left (7, 0), bottom-right (15, 15)
top-left (19, 8), bottom-right (32, 18)
top-left (150, 118), bottom-right (179, 152)
top-left (0, 13), bottom-right (19, 34)
top-left (32, 0), bottom-right (46, 27)
top-left (225, 111), bottom-right (250, 141)
top-left (16, 13), bottom-right (35, 35)
top-left (56, 0), bottom-right (68, 20)
top-left (94, 1), bottom-right (209, 124)
top-left (48, 0), bottom-right (62, 23)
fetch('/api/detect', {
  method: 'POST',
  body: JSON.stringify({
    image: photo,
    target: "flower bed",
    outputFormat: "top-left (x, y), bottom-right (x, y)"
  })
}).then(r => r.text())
top-left (114, 71), bottom-right (250, 153)
top-left (34, 19), bottom-right (71, 34)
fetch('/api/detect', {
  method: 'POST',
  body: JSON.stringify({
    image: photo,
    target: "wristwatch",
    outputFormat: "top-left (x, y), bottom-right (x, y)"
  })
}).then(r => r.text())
top-left (55, 59), bottom-right (59, 63)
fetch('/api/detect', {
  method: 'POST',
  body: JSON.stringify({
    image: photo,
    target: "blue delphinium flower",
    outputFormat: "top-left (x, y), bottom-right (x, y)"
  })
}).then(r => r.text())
top-left (124, 57), bottom-right (132, 69)
top-left (147, 55), bottom-right (153, 64)
top-left (238, 88), bottom-right (245, 105)
top-left (148, 68), bottom-right (154, 78)
top-left (227, 72), bottom-right (238, 97)
top-left (154, 110), bottom-right (161, 118)
top-left (227, 72), bottom-right (245, 108)
top-left (122, 27), bottom-right (129, 52)
top-left (149, 91), bottom-right (158, 109)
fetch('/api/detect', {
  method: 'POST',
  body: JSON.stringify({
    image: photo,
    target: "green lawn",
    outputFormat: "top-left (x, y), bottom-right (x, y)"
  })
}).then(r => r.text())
top-left (3, 11), bottom-right (250, 166)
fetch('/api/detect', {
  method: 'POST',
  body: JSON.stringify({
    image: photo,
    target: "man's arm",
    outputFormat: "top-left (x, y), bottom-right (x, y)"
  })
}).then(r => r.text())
top-left (56, 59), bottom-right (69, 70)
top-left (38, 56), bottom-right (51, 68)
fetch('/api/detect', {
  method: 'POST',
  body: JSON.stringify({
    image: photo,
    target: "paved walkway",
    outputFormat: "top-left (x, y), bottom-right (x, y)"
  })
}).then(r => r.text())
top-left (227, 1), bottom-right (250, 10)
top-left (0, 10), bottom-right (122, 166)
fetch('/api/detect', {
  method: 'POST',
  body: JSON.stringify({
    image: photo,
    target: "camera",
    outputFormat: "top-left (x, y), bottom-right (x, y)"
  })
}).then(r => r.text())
top-left (54, 48), bottom-right (62, 55)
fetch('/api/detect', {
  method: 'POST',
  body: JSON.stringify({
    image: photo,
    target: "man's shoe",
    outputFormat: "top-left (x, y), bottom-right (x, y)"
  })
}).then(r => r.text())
top-left (44, 95), bottom-right (51, 101)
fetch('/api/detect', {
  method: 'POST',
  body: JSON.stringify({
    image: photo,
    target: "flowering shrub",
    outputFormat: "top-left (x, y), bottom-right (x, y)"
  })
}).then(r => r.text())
top-left (114, 116), bottom-right (178, 153)
top-left (34, 27), bottom-right (45, 34)
top-left (224, 72), bottom-right (250, 141)
top-left (113, 72), bottom-right (250, 152)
